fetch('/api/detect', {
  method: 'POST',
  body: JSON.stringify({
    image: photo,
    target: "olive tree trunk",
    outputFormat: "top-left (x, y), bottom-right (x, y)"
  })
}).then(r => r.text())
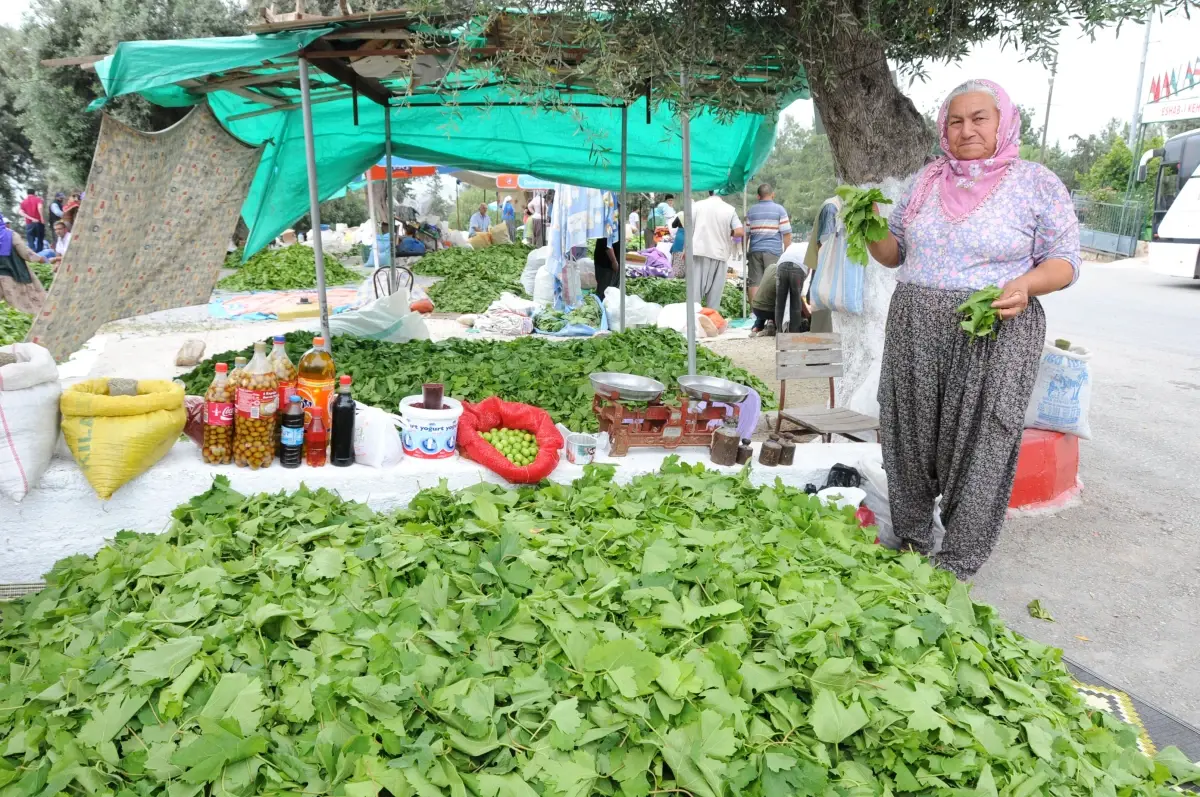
top-left (804, 28), bottom-right (932, 183)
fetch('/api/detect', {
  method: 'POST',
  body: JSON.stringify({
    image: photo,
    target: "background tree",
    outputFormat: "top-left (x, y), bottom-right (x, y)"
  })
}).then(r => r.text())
top-left (17, 0), bottom-right (247, 185)
top-left (751, 118), bottom-right (838, 236)
top-left (0, 26), bottom-right (37, 212)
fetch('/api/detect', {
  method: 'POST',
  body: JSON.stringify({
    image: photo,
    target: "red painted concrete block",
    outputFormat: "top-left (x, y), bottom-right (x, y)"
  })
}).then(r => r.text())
top-left (1009, 429), bottom-right (1080, 510)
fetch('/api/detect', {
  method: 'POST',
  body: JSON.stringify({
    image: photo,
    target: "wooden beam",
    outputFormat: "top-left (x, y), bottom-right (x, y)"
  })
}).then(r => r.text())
top-left (302, 41), bottom-right (393, 107)
top-left (40, 54), bottom-right (105, 68)
top-left (190, 70), bottom-right (301, 93)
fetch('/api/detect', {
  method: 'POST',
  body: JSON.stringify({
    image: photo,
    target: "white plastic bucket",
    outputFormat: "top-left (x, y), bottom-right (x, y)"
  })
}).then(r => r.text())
top-left (398, 396), bottom-right (463, 459)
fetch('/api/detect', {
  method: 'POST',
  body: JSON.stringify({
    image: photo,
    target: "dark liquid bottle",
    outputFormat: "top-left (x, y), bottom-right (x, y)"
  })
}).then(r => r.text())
top-left (280, 395), bottom-right (305, 468)
top-left (331, 374), bottom-right (356, 467)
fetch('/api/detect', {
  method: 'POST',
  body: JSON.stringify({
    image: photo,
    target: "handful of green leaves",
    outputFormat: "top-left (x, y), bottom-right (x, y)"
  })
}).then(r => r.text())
top-left (958, 284), bottom-right (1004, 341)
top-left (836, 185), bottom-right (892, 265)
top-left (0, 301), bottom-right (32, 346)
top-left (3, 463), bottom-right (1197, 797)
top-left (216, 245), bottom-right (359, 291)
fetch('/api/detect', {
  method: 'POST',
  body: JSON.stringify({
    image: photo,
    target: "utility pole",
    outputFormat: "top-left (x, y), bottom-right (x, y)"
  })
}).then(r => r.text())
top-left (1128, 12), bottom-right (1154, 153)
top-left (1039, 51), bottom-right (1058, 163)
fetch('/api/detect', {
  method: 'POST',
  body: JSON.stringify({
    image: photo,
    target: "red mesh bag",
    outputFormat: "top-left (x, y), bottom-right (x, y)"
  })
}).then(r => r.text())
top-left (457, 397), bottom-right (563, 483)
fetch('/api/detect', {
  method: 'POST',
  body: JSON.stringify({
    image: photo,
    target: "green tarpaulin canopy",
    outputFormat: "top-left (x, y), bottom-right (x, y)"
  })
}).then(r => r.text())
top-left (91, 18), bottom-right (804, 256)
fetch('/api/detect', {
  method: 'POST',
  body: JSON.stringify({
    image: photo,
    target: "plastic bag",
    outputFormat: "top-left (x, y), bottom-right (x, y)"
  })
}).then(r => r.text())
top-left (456, 397), bottom-right (564, 484)
top-left (576, 256), bottom-right (596, 291)
top-left (0, 343), bottom-right (62, 502)
top-left (522, 247), bottom-right (550, 295)
top-left (657, 303), bottom-right (712, 337)
top-left (487, 292), bottom-right (539, 316)
top-left (1024, 343), bottom-right (1092, 439)
top-left (809, 197), bottom-right (864, 314)
top-left (60, 379), bottom-right (186, 499)
top-left (183, 395), bottom-right (205, 447)
top-left (700, 307), bottom-right (728, 335)
top-left (476, 310), bottom-right (535, 336)
top-left (329, 289), bottom-right (431, 342)
top-left (353, 403), bottom-right (404, 468)
top-left (602, 287), bottom-right (661, 331)
top-left (533, 264), bottom-right (557, 308)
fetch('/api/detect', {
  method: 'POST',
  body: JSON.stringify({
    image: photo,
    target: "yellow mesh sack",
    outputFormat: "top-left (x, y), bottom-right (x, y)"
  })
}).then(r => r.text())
top-left (60, 379), bottom-right (186, 499)
top-left (467, 231), bottom-right (494, 249)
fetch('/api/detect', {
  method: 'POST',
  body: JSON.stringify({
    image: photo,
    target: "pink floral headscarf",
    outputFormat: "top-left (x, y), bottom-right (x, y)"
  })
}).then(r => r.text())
top-left (903, 79), bottom-right (1022, 226)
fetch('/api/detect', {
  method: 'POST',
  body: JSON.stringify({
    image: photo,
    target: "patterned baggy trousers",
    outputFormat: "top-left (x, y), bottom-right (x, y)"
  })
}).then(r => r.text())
top-left (878, 282), bottom-right (1046, 578)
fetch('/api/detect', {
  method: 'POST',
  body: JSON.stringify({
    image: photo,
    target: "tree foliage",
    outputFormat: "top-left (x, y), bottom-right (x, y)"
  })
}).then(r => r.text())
top-left (0, 26), bottom-right (38, 211)
top-left (16, 0), bottom-right (247, 185)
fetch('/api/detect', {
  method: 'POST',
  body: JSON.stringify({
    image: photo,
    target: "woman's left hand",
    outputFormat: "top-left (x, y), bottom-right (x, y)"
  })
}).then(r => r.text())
top-left (991, 280), bottom-right (1030, 320)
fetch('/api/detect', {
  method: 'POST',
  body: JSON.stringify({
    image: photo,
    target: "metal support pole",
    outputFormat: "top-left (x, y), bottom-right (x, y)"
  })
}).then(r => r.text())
top-left (619, 105), bottom-right (629, 332)
top-left (1128, 12), bottom-right (1153, 153)
top-left (741, 185), bottom-right (748, 319)
top-left (366, 178), bottom-right (380, 269)
top-left (1039, 51), bottom-right (1058, 164)
top-left (383, 106), bottom-right (397, 292)
top-left (681, 76), bottom-right (696, 375)
top-left (298, 58), bottom-right (331, 343)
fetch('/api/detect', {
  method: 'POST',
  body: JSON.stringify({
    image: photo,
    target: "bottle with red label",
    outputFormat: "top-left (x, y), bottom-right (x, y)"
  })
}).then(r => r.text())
top-left (202, 362), bottom-right (234, 464)
top-left (234, 341), bottom-right (279, 469)
top-left (305, 406), bottom-right (328, 467)
top-left (269, 336), bottom-right (298, 455)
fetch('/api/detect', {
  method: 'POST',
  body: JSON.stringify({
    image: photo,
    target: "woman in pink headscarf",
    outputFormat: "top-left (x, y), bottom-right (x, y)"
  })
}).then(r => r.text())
top-left (866, 79), bottom-right (1080, 579)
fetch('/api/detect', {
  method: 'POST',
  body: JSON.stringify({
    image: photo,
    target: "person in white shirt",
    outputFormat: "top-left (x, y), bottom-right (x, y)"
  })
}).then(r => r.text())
top-left (525, 192), bottom-right (546, 245)
top-left (468, 203), bottom-right (490, 237)
top-left (689, 192), bottom-right (744, 310)
top-left (51, 220), bottom-right (71, 263)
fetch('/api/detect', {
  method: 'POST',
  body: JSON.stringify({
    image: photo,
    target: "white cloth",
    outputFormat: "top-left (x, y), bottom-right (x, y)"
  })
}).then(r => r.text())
top-left (691, 195), bottom-right (742, 262)
top-left (54, 232), bottom-right (70, 257)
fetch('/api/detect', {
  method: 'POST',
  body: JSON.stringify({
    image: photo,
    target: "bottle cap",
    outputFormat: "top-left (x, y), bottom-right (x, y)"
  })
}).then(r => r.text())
top-left (340, 375), bottom-right (352, 386)
top-left (215, 363), bottom-right (228, 373)
top-left (290, 395), bottom-right (301, 403)
top-left (273, 335), bottom-right (285, 344)
top-left (313, 337), bottom-right (325, 346)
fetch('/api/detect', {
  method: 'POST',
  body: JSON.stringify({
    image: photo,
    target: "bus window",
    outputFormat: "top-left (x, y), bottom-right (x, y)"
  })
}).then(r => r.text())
top-left (1153, 163), bottom-right (1179, 236)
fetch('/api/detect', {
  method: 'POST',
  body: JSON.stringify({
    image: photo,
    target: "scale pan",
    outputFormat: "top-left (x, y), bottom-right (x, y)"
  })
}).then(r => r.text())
top-left (589, 372), bottom-right (667, 402)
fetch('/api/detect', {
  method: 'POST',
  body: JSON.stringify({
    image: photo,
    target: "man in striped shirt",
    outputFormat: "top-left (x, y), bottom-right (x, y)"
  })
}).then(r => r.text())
top-left (744, 183), bottom-right (792, 301)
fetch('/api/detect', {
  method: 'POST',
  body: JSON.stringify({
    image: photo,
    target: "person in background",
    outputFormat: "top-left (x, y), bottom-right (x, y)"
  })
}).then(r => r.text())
top-left (62, 193), bottom-right (81, 227)
top-left (501, 195), bottom-right (516, 242)
top-left (652, 195), bottom-right (676, 228)
top-left (669, 213), bottom-right (686, 278)
top-left (690, 191), bottom-right (743, 310)
top-left (395, 224), bottom-right (426, 256)
top-left (749, 260), bottom-right (778, 337)
top-left (19, 189), bottom-right (45, 253)
top-left (0, 212), bottom-right (49, 315)
top-left (867, 78), bottom-right (1079, 579)
top-left (744, 183), bottom-right (792, 302)
top-left (468, 203), bottom-right (491, 237)
top-left (49, 193), bottom-right (65, 225)
top-left (593, 225), bottom-right (621, 300)
top-left (775, 241), bottom-right (810, 333)
top-left (803, 199), bottom-right (839, 333)
top-left (50, 220), bottom-right (71, 264)
top-left (525, 192), bottom-right (545, 245)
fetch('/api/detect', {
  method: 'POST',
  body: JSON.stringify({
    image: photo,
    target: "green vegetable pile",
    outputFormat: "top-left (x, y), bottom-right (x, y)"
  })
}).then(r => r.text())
top-left (215, 245), bottom-right (359, 292)
top-left (538, 299), bottom-right (602, 333)
top-left (0, 302), bottom-right (32, 346)
top-left (180, 328), bottom-right (774, 432)
top-left (835, 185), bottom-right (892, 266)
top-left (223, 246), bottom-right (245, 270)
top-left (412, 244), bottom-right (531, 314)
top-left (481, 426), bottom-right (540, 465)
top-left (3, 464), bottom-right (1195, 797)
top-left (625, 278), bottom-right (744, 320)
top-left (31, 261), bottom-right (54, 289)
top-left (958, 285), bottom-right (1004, 341)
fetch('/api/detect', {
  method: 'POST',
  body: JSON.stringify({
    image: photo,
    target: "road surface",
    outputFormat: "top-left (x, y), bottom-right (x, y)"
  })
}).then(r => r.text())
top-left (973, 259), bottom-right (1200, 726)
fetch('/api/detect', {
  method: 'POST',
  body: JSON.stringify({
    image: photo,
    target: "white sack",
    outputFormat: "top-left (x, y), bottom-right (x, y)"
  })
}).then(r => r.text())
top-left (0, 343), bottom-right (62, 502)
top-left (1024, 343), bottom-right (1092, 439)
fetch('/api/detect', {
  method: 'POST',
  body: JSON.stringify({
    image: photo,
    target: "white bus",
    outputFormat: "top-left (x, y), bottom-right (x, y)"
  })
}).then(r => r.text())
top-left (1138, 127), bottom-right (1200, 278)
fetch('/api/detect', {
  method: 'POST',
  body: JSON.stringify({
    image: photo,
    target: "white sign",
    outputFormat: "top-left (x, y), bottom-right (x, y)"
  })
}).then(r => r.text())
top-left (1142, 92), bottom-right (1200, 124)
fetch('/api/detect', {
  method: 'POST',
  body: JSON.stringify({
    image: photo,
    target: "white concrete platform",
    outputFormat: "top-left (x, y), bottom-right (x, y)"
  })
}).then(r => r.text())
top-left (1, 440), bottom-right (880, 584)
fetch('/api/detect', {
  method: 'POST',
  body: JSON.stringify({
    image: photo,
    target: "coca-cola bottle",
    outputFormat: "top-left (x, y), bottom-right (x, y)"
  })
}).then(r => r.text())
top-left (203, 363), bottom-right (235, 464)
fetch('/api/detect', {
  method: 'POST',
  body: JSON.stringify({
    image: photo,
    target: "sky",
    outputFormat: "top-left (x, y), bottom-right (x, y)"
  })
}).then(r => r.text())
top-left (1, 0), bottom-right (1196, 148)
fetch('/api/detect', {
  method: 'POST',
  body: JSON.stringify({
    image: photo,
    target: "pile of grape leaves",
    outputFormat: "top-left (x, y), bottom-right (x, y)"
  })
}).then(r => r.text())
top-left (2, 462), bottom-right (1196, 797)
top-left (216, 246), bottom-right (359, 292)
top-left (178, 328), bottom-right (774, 432)
top-left (411, 244), bottom-right (530, 314)
top-left (625, 278), bottom-right (744, 320)
top-left (0, 302), bottom-right (32, 346)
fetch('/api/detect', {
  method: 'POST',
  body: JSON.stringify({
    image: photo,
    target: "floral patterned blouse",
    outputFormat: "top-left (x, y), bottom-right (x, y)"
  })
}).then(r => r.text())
top-left (890, 160), bottom-right (1082, 291)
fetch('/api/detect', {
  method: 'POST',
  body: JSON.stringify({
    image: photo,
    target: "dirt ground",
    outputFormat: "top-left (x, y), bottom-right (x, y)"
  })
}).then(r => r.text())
top-left (701, 334), bottom-right (827, 409)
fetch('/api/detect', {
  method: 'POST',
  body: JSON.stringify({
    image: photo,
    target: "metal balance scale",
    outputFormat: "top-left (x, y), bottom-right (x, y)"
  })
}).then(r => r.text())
top-left (589, 372), bottom-right (750, 456)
